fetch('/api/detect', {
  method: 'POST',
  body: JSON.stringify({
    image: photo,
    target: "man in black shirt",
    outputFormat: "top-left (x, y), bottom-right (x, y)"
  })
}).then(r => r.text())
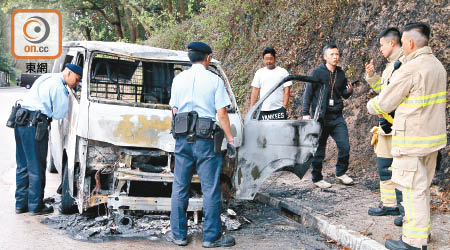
top-left (302, 43), bottom-right (354, 188)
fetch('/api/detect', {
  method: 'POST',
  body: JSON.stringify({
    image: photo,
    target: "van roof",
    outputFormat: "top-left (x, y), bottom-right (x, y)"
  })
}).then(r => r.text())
top-left (63, 41), bottom-right (220, 63)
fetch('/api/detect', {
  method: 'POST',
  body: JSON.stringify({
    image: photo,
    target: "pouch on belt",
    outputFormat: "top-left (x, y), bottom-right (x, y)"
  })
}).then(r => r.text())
top-left (196, 118), bottom-right (214, 139)
top-left (6, 101), bottom-right (21, 128)
top-left (14, 108), bottom-right (29, 126)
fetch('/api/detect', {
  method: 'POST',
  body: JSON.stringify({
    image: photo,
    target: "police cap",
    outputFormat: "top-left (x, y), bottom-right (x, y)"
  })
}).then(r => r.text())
top-left (65, 63), bottom-right (83, 76)
top-left (187, 42), bottom-right (212, 54)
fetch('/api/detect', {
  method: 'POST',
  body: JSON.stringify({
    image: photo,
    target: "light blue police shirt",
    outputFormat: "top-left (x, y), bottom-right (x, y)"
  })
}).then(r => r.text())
top-left (169, 64), bottom-right (231, 121)
top-left (21, 73), bottom-right (69, 120)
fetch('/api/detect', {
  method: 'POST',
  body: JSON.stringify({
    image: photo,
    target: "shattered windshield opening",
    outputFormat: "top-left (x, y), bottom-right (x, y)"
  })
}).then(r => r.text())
top-left (89, 53), bottom-right (191, 105)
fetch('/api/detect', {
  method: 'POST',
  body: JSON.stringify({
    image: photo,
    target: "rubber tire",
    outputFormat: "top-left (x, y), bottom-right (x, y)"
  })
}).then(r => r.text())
top-left (60, 161), bottom-right (77, 214)
top-left (25, 84), bottom-right (31, 89)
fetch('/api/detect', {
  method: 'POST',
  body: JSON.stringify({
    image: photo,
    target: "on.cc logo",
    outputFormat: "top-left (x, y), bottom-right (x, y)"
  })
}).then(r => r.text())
top-left (11, 9), bottom-right (62, 59)
top-left (23, 16), bottom-right (51, 44)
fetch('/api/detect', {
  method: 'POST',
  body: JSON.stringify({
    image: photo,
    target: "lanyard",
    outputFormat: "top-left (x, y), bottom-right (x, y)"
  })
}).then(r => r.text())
top-left (329, 70), bottom-right (337, 99)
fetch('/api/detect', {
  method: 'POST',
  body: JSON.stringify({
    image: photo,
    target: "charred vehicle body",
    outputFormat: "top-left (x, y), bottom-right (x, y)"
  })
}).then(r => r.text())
top-left (49, 41), bottom-right (326, 216)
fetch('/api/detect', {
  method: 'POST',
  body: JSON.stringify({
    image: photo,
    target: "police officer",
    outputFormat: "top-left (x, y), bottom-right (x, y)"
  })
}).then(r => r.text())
top-left (167, 42), bottom-right (236, 248)
top-left (365, 28), bottom-right (404, 219)
top-left (14, 64), bottom-right (82, 215)
top-left (367, 23), bottom-right (446, 250)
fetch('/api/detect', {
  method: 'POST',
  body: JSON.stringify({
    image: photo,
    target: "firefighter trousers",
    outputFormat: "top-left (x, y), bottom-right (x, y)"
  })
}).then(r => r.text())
top-left (392, 151), bottom-right (438, 248)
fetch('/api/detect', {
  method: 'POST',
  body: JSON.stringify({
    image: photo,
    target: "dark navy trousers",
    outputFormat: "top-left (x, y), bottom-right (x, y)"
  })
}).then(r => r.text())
top-left (14, 124), bottom-right (48, 212)
top-left (312, 116), bottom-right (350, 183)
top-left (170, 136), bottom-right (222, 242)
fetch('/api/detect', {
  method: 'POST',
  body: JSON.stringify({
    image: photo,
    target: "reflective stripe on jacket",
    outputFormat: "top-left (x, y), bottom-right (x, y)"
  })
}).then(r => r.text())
top-left (367, 46), bottom-right (447, 156)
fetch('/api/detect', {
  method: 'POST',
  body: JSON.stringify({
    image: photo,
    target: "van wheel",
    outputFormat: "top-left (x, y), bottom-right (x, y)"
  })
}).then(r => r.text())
top-left (25, 84), bottom-right (31, 89)
top-left (60, 161), bottom-right (77, 214)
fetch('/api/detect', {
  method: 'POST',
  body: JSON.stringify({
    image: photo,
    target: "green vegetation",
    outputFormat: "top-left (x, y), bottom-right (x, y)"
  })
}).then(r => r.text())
top-left (1, 0), bottom-right (205, 81)
top-left (2, 0), bottom-right (204, 43)
top-left (0, 9), bottom-right (15, 83)
top-left (147, 0), bottom-right (355, 111)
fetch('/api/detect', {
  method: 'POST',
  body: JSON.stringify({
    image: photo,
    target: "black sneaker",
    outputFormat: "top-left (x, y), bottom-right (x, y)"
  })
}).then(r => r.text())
top-left (394, 216), bottom-right (403, 227)
top-left (30, 205), bottom-right (54, 215)
top-left (202, 234), bottom-right (235, 248)
top-left (166, 233), bottom-right (188, 246)
top-left (15, 207), bottom-right (28, 214)
top-left (368, 205), bottom-right (400, 216)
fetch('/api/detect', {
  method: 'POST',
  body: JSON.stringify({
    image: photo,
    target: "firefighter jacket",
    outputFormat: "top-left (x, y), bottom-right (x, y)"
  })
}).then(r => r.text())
top-left (365, 48), bottom-right (405, 158)
top-left (367, 46), bottom-right (447, 157)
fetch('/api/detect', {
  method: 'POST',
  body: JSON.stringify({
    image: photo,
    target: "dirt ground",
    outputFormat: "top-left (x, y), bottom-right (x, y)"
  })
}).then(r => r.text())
top-left (259, 167), bottom-right (450, 250)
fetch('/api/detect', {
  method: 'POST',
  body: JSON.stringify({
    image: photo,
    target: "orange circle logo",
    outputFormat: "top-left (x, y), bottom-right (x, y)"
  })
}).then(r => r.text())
top-left (23, 16), bottom-right (50, 44)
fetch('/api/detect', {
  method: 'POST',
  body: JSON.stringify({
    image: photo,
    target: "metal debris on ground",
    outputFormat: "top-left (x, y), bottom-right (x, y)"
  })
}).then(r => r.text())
top-left (40, 197), bottom-right (250, 242)
top-left (220, 208), bottom-right (252, 231)
top-left (41, 210), bottom-right (202, 242)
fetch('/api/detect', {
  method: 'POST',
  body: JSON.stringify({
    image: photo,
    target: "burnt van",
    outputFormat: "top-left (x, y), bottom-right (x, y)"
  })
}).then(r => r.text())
top-left (49, 41), bottom-right (323, 216)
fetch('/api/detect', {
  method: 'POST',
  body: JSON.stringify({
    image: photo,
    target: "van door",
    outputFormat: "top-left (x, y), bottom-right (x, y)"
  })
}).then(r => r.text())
top-left (54, 48), bottom-right (85, 195)
top-left (49, 48), bottom-right (78, 175)
top-left (234, 75), bottom-right (325, 199)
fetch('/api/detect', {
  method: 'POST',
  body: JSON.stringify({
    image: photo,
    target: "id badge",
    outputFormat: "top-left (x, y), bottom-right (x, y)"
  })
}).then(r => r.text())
top-left (329, 99), bottom-right (334, 106)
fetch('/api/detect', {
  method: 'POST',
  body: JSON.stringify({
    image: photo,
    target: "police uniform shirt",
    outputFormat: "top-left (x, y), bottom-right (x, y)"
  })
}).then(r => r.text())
top-left (169, 64), bottom-right (231, 121)
top-left (21, 73), bottom-right (69, 120)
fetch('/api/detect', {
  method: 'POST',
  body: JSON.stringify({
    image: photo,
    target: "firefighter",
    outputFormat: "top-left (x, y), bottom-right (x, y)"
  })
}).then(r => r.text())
top-left (367, 23), bottom-right (447, 250)
top-left (365, 28), bottom-right (405, 220)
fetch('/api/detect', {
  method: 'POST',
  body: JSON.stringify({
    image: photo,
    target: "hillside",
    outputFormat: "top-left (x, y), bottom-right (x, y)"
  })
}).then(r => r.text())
top-left (147, 0), bottom-right (449, 190)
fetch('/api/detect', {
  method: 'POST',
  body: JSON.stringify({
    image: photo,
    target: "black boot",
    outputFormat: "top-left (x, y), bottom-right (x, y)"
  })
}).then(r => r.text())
top-left (202, 234), bottom-right (235, 248)
top-left (395, 202), bottom-right (405, 226)
top-left (368, 202), bottom-right (400, 216)
top-left (385, 238), bottom-right (426, 250)
top-left (394, 216), bottom-right (403, 226)
top-left (15, 206), bottom-right (28, 214)
top-left (30, 205), bottom-right (54, 215)
top-left (166, 233), bottom-right (188, 246)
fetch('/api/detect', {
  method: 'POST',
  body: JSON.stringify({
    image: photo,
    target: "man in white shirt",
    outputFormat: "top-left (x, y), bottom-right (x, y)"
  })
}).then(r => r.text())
top-left (250, 47), bottom-right (292, 120)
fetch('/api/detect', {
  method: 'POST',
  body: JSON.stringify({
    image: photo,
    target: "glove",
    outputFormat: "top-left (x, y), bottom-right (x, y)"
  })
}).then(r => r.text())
top-left (370, 126), bottom-right (379, 149)
top-left (227, 142), bottom-right (236, 159)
